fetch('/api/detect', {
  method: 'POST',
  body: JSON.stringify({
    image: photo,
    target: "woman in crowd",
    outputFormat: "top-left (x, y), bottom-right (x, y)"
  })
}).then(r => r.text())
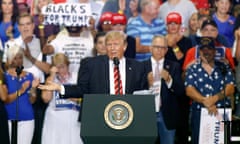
top-left (212, 0), bottom-right (235, 48)
top-left (41, 53), bottom-right (83, 144)
top-left (188, 12), bottom-right (199, 36)
top-left (3, 44), bottom-right (39, 144)
top-left (0, 0), bottom-right (20, 47)
top-left (94, 31), bottom-right (106, 56)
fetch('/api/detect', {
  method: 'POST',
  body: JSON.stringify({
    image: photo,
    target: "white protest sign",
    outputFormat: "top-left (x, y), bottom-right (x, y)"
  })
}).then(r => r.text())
top-left (41, 3), bottom-right (92, 26)
top-left (199, 108), bottom-right (232, 144)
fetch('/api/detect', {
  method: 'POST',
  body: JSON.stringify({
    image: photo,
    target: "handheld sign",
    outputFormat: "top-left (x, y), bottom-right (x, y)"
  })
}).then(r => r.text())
top-left (41, 3), bottom-right (92, 26)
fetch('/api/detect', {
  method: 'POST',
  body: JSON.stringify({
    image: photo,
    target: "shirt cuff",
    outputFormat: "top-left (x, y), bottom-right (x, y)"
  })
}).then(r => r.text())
top-left (60, 84), bottom-right (65, 95)
top-left (166, 77), bottom-right (173, 88)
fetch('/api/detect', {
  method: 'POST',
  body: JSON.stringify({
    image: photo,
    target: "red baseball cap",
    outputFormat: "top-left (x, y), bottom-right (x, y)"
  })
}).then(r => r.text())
top-left (111, 13), bottom-right (127, 25)
top-left (99, 12), bottom-right (113, 24)
top-left (166, 12), bottom-right (182, 24)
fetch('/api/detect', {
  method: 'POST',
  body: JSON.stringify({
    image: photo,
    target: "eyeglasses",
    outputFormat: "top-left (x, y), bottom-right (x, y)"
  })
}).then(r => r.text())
top-left (152, 45), bottom-right (167, 49)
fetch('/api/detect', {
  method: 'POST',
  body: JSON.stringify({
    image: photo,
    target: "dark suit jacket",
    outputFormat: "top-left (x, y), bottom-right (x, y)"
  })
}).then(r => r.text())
top-left (143, 59), bottom-right (185, 130)
top-left (64, 55), bottom-right (148, 98)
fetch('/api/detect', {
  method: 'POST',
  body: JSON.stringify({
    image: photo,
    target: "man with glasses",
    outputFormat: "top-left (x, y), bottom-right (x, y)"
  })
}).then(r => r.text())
top-left (143, 35), bottom-right (184, 144)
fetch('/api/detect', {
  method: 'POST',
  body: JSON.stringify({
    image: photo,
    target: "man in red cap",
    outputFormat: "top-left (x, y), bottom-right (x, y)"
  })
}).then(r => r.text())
top-left (165, 11), bottom-right (193, 144)
top-left (111, 13), bottom-right (136, 58)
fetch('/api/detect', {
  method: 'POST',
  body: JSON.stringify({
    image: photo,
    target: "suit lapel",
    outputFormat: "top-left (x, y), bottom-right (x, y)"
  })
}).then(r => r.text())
top-left (102, 56), bottom-right (110, 93)
top-left (125, 59), bottom-right (133, 93)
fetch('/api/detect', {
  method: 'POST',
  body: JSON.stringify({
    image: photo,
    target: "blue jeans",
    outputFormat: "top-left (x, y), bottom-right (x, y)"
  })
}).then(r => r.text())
top-left (156, 112), bottom-right (175, 144)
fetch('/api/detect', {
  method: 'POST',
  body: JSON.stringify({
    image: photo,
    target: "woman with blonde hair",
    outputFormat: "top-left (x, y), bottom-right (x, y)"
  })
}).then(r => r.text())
top-left (41, 53), bottom-right (83, 144)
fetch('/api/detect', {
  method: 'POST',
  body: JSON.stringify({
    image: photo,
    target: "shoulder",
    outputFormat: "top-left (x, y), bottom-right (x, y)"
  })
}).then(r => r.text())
top-left (165, 59), bottom-right (180, 67)
top-left (126, 58), bottom-right (144, 66)
top-left (24, 72), bottom-right (34, 80)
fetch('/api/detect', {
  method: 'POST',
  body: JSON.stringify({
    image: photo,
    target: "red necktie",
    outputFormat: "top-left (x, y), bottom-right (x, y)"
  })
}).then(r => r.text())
top-left (114, 66), bottom-right (123, 95)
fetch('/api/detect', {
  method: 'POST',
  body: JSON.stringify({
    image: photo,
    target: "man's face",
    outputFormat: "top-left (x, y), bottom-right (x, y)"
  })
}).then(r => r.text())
top-left (150, 37), bottom-right (168, 61)
top-left (145, 0), bottom-right (159, 19)
top-left (18, 16), bottom-right (34, 38)
top-left (66, 26), bottom-right (82, 33)
top-left (167, 22), bottom-right (181, 34)
top-left (111, 24), bottom-right (126, 31)
top-left (11, 53), bottom-right (23, 67)
top-left (201, 25), bottom-right (218, 38)
top-left (200, 47), bottom-right (216, 63)
top-left (106, 38), bottom-right (126, 59)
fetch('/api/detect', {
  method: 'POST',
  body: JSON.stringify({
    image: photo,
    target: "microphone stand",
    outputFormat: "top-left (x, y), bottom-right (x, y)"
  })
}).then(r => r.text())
top-left (11, 66), bottom-right (23, 144)
top-left (220, 64), bottom-right (231, 144)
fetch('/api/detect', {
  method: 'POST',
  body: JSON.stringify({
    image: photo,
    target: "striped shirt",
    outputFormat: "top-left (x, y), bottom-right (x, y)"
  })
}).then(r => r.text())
top-left (127, 16), bottom-right (167, 61)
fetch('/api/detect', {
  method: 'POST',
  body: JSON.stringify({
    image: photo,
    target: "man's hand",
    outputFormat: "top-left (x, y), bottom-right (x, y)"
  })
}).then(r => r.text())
top-left (207, 105), bottom-right (218, 115)
top-left (147, 72), bottom-right (154, 87)
top-left (160, 69), bottom-right (171, 82)
top-left (38, 81), bottom-right (61, 92)
top-left (202, 96), bottom-right (217, 108)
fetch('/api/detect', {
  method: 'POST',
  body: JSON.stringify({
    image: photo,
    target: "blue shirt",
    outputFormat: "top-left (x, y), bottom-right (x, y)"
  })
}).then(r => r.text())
top-left (184, 61), bottom-right (235, 110)
top-left (213, 13), bottom-right (236, 48)
top-left (0, 22), bottom-right (20, 48)
top-left (4, 72), bottom-right (34, 121)
top-left (127, 15), bottom-right (167, 61)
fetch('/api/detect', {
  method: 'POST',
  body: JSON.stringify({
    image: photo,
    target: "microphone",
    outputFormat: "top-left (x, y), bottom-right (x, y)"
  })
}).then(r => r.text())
top-left (113, 57), bottom-right (119, 66)
top-left (15, 66), bottom-right (24, 76)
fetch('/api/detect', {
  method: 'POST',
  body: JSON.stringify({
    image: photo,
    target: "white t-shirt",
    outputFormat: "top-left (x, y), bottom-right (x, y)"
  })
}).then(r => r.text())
top-left (50, 35), bottom-right (94, 73)
top-left (158, 0), bottom-right (197, 33)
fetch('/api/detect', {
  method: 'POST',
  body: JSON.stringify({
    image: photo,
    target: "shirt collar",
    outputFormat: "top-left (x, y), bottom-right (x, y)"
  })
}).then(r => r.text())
top-left (151, 57), bottom-right (164, 66)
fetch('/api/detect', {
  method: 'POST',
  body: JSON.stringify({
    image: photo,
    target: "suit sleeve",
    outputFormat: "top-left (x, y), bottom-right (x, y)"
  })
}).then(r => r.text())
top-left (63, 58), bottom-right (91, 98)
top-left (170, 63), bottom-right (185, 97)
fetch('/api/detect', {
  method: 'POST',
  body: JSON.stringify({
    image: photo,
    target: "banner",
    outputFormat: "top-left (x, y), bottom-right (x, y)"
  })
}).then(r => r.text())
top-left (41, 3), bottom-right (92, 26)
top-left (199, 108), bottom-right (232, 144)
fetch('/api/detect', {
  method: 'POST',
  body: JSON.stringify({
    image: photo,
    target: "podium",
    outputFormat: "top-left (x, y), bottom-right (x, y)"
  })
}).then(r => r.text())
top-left (80, 94), bottom-right (158, 144)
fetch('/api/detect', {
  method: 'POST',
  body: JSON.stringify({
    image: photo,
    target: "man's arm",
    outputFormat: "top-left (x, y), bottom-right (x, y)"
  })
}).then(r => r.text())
top-left (135, 37), bottom-right (150, 53)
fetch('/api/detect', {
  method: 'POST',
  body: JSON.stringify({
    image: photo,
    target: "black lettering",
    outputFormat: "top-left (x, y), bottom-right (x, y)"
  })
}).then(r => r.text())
top-left (71, 5), bottom-right (77, 13)
top-left (214, 121), bottom-right (220, 144)
top-left (45, 5), bottom-right (52, 13)
top-left (65, 5), bottom-right (69, 13)
top-left (79, 5), bottom-right (86, 14)
top-left (72, 16), bottom-right (77, 23)
top-left (49, 14), bottom-right (55, 21)
top-left (58, 5), bottom-right (64, 13)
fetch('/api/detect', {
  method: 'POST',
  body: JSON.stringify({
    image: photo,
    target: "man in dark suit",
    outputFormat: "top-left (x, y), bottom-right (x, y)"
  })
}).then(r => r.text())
top-left (143, 35), bottom-right (185, 144)
top-left (39, 30), bottom-right (148, 98)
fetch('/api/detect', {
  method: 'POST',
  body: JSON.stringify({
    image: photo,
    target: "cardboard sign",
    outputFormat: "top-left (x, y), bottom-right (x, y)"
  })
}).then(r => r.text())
top-left (41, 3), bottom-right (92, 26)
top-left (199, 108), bottom-right (232, 144)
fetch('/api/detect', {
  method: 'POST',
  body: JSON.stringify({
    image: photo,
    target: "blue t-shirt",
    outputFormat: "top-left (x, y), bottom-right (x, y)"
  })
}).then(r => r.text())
top-left (0, 22), bottom-right (20, 48)
top-left (213, 13), bottom-right (235, 48)
top-left (4, 72), bottom-right (34, 121)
